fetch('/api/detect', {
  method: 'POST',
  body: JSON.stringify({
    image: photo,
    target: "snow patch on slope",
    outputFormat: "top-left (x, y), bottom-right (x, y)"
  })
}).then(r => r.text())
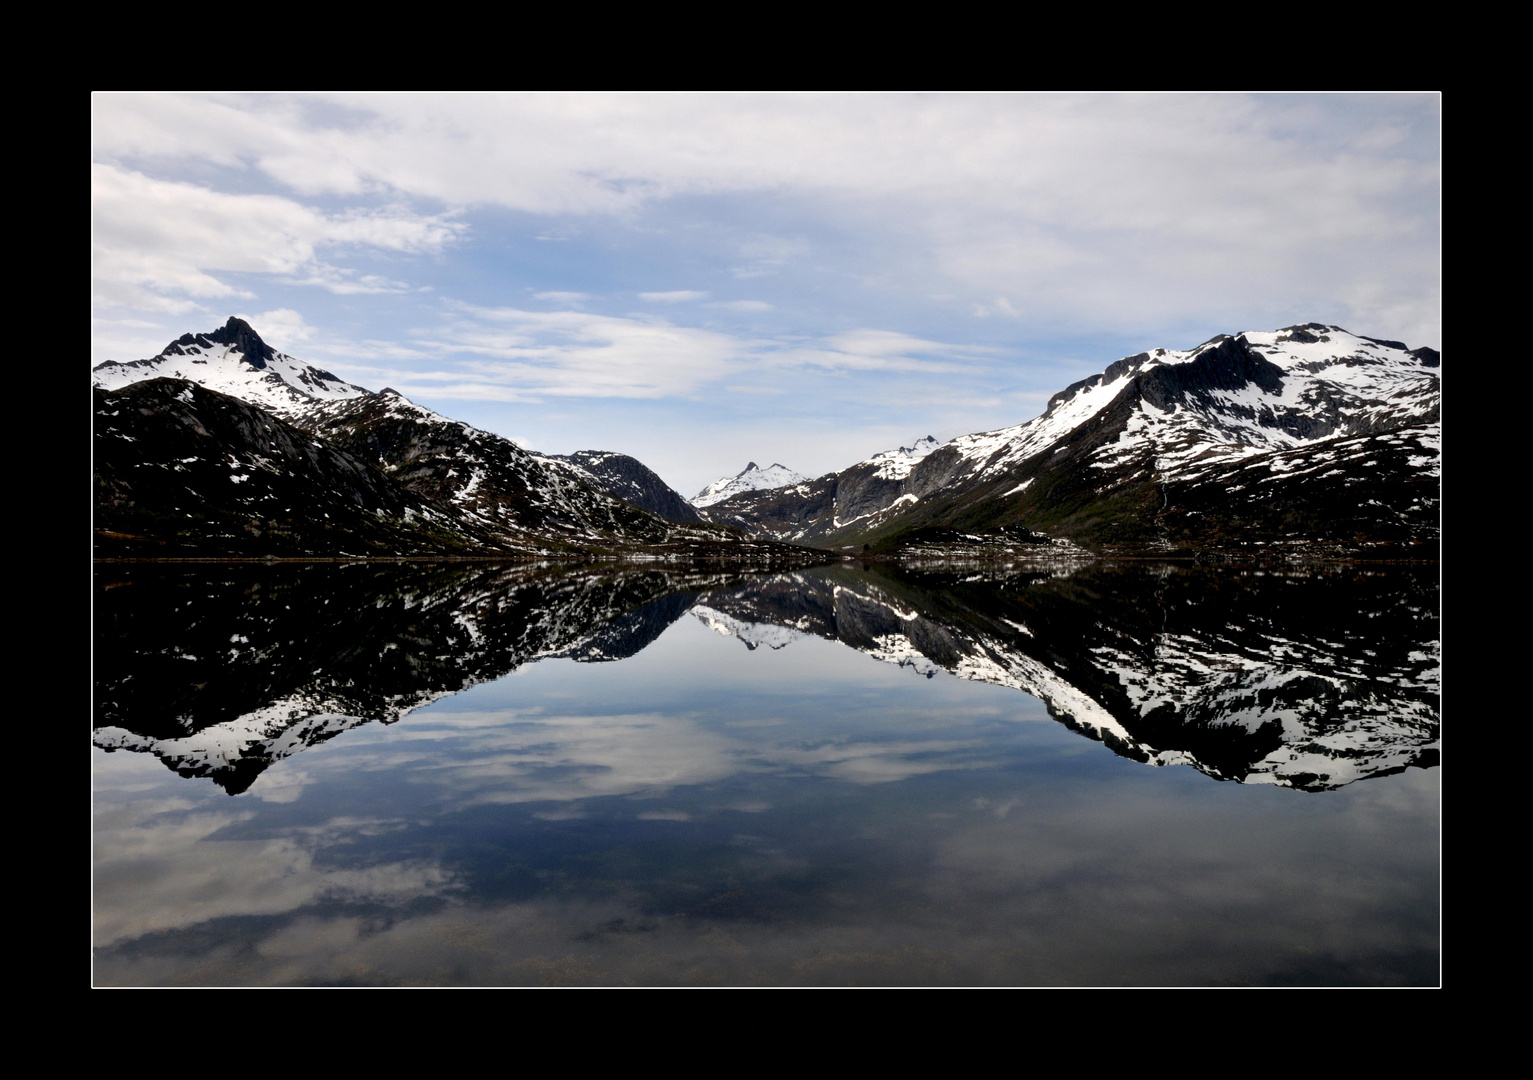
top-left (862, 435), bottom-right (943, 480)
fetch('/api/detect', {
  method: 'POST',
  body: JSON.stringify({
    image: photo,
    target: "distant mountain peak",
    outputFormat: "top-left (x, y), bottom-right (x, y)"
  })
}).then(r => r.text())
top-left (692, 461), bottom-right (809, 508)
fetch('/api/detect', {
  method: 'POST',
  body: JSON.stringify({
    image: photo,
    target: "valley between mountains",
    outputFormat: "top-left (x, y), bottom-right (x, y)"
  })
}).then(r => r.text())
top-left (92, 318), bottom-right (1440, 561)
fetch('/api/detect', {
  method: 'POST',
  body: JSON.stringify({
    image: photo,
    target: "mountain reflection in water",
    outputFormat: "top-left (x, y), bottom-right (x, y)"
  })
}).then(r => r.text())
top-left (93, 560), bottom-right (1440, 986)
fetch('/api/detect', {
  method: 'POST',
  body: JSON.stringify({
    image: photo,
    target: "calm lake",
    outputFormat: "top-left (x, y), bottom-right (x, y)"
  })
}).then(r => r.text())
top-left (93, 560), bottom-right (1440, 986)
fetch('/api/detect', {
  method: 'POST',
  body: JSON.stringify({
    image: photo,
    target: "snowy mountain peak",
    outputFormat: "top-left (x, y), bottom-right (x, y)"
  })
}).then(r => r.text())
top-left (692, 322), bottom-right (1440, 553)
top-left (691, 461), bottom-right (810, 508)
top-left (92, 317), bottom-right (372, 420)
top-left (941, 323), bottom-right (1441, 489)
top-left (863, 435), bottom-right (943, 481)
top-left (161, 316), bottom-right (278, 369)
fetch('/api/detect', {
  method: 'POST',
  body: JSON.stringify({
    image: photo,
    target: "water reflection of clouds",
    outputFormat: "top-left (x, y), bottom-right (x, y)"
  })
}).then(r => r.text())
top-left (764, 739), bottom-right (996, 785)
top-left (398, 710), bottom-right (743, 805)
top-left (93, 797), bottom-right (456, 949)
top-left (92, 566), bottom-right (1439, 985)
top-left (919, 768), bottom-right (1440, 984)
top-left (94, 768), bottom-right (1438, 986)
top-left (344, 709), bottom-right (1002, 804)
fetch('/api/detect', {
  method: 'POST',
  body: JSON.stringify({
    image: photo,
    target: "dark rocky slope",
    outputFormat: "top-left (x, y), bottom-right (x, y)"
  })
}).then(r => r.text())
top-left (94, 380), bottom-right (516, 557)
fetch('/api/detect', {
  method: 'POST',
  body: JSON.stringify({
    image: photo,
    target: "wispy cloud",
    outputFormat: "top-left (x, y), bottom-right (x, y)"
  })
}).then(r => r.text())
top-left (91, 93), bottom-right (1440, 476)
top-left (94, 94), bottom-right (1440, 344)
top-left (639, 290), bottom-right (708, 303)
top-left (710, 300), bottom-right (774, 312)
top-left (235, 308), bottom-right (316, 351)
top-left (773, 329), bottom-right (1000, 375)
top-left (91, 163), bottom-right (461, 312)
top-left (412, 305), bottom-right (743, 399)
top-left (309, 308), bottom-right (1008, 409)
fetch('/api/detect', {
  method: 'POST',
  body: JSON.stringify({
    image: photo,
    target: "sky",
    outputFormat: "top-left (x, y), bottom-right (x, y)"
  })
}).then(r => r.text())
top-left (91, 93), bottom-right (1441, 498)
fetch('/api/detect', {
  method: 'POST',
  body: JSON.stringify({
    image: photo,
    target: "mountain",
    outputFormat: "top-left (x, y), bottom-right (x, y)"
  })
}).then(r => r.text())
top-left (691, 462), bottom-right (809, 508)
top-left (93, 318), bottom-right (1441, 559)
top-left (298, 389), bottom-right (718, 548)
top-left (694, 326), bottom-right (1441, 557)
top-left (94, 379), bottom-right (522, 557)
top-left (91, 317), bottom-right (371, 419)
top-left (92, 319), bottom-right (765, 556)
top-left (696, 436), bottom-right (945, 540)
top-left (535, 450), bottom-right (702, 523)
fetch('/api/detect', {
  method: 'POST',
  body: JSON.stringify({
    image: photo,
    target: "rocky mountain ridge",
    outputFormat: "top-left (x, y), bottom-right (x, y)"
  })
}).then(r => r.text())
top-left (94, 379), bottom-right (523, 557)
top-left (93, 319), bottom-right (750, 556)
top-left (93, 318), bottom-right (1441, 559)
top-left (695, 325), bottom-right (1440, 557)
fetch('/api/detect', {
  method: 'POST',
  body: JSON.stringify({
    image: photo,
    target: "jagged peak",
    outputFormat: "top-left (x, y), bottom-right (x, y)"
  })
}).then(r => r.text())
top-left (93, 318), bottom-right (374, 417)
top-left (161, 316), bottom-right (279, 369)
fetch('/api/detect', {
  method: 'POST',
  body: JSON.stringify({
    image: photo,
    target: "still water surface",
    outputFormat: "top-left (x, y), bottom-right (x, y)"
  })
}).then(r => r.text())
top-left (93, 561), bottom-right (1439, 985)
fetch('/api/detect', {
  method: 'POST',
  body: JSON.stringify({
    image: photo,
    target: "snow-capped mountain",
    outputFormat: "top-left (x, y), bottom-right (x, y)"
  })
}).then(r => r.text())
top-left (301, 389), bottom-right (721, 548)
top-left (91, 317), bottom-right (371, 419)
top-left (928, 325), bottom-right (1438, 489)
top-left (691, 462), bottom-right (809, 507)
top-left (697, 325), bottom-right (1441, 556)
top-left (92, 318), bottom-right (1441, 558)
top-left (92, 319), bottom-right (745, 555)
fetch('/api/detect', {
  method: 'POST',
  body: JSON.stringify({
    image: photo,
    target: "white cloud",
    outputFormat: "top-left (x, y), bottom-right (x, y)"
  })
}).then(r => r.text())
top-left (638, 290), bottom-right (708, 302)
top-left (92, 93), bottom-right (1440, 347)
top-left (92, 803), bottom-right (453, 946)
top-left (235, 308), bottom-right (316, 352)
top-left (533, 290), bottom-right (592, 303)
top-left (825, 329), bottom-right (994, 359)
top-left (283, 265), bottom-right (413, 295)
top-left (710, 300), bottom-right (774, 312)
top-left (303, 307), bottom-right (1003, 415)
top-left (772, 329), bottom-right (1000, 375)
top-left (91, 163), bottom-right (461, 313)
top-left (384, 709), bottom-right (741, 807)
top-left (412, 306), bottom-right (744, 399)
